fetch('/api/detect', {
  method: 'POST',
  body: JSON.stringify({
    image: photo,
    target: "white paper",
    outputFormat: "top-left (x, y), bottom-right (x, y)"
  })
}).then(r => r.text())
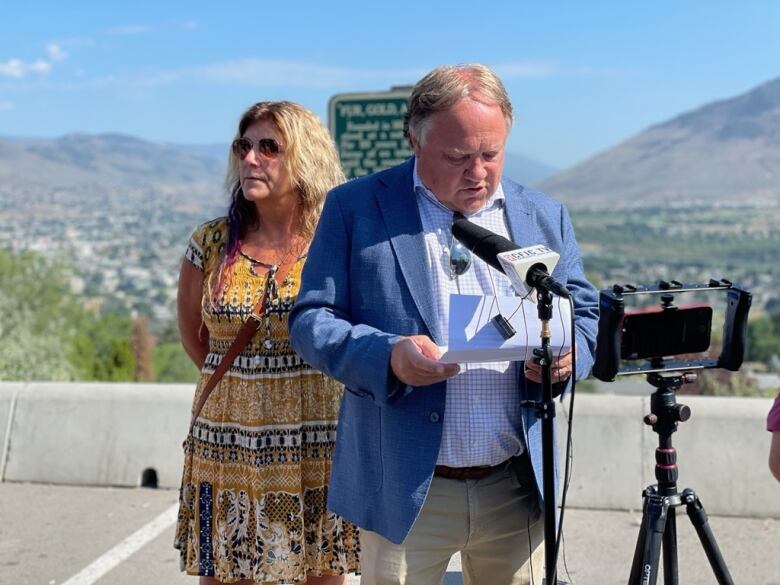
top-left (439, 294), bottom-right (572, 364)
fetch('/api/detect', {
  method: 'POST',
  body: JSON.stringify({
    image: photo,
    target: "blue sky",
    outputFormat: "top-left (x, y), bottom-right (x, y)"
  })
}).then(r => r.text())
top-left (1, 1), bottom-right (778, 169)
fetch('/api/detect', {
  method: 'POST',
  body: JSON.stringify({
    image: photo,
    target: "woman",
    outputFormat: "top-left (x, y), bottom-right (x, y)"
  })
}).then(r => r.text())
top-left (769, 392), bottom-right (780, 481)
top-left (174, 101), bottom-right (359, 584)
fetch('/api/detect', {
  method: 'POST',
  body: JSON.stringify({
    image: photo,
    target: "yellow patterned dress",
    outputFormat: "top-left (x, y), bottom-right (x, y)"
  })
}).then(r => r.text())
top-left (174, 217), bottom-right (360, 583)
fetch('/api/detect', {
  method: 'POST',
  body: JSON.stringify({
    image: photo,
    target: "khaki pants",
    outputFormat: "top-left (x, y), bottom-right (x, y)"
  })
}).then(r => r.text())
top-left (360, 458), bottom-right (544, 585)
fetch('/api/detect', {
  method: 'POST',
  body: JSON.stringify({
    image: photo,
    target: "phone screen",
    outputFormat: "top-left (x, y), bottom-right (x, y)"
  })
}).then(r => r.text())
top-left (620, 305), bottom-right (712, 360)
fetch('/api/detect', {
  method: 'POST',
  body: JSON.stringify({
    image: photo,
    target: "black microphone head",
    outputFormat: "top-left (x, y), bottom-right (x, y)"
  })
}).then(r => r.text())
top-left (451, 216), bottom-right (518, 273)
top-left (526, 264), bottom-right (571, 298)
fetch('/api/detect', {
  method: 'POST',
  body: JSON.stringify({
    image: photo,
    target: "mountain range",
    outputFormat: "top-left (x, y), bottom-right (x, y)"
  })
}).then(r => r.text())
top-left (0, 133), bottom-right (224, 199)
top-left (538, 76), bottom-right (780, 207)
top-left (0, 133), bottom-right (558, 200)
top-left (503, 153), bottom-right (558, 185)
top-left (2, 76), bottom-right (779, 207)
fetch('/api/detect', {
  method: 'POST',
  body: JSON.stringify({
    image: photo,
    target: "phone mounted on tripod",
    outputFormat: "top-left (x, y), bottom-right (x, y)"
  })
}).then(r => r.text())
top-left (592, 278), bottom-right (752, 381)
top-left (591, 278), bottom-right (752, 584)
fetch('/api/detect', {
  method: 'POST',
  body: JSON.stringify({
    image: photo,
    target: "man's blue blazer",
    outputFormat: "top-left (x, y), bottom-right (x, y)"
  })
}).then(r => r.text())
top-left (289, 158), bottom-right (599, 544)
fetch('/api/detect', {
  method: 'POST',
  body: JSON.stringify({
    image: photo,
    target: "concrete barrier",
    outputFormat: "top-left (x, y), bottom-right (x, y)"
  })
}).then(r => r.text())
top-left (559, 393), bottom-right (779, 518)
top-left (1, 383), bottom-right (191, 488)
top-left (0, 383), bottom-right (24, 481)
top-left (0, 383), bottom-right (776, 518)
top-left (557, 394), bottom-right (647, 510)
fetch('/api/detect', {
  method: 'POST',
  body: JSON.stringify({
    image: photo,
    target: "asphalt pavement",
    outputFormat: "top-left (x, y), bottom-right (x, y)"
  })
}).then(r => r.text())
top-left (0, 482), bottom-right (776, 585)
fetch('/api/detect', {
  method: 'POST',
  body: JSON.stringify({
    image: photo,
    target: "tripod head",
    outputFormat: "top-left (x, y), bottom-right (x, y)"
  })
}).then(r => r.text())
top-left (645, 371), bottom-right (693, 434)
top-left (640, 368), bottom-right (699, 491)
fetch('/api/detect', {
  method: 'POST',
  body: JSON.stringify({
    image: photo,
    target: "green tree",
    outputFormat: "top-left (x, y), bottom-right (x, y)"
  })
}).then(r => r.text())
top-left (154, 342), bottom-right (199, 383)
top-left (746, 316), bottom-right (780, 364)
top-left (0, 249), bottom-right (77, 380)
top-left (0, 248), bottom-right (138, 382)
top-left (68, 314), bottom-right (136, 381)
top-left (575, 377), bottom-right (598, 393)
top-left (694, 369), bottom-right (769, 397)
top-left (156, 320), bottom-right (183, 344)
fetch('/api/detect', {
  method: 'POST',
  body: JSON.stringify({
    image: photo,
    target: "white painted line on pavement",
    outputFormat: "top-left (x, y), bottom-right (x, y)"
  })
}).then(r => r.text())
top-left (60, 502), bottom-right (179, 585)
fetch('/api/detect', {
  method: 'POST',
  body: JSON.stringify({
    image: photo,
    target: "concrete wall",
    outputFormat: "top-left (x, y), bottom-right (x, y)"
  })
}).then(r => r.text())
top-left (0, 383), bottom-right (777, 518)
top-left (0, 383), bottom-right (24, 482)
top-left (0, 383), bottom-right (191, 489)
top-left (558, 393), bottom-right (779, 518)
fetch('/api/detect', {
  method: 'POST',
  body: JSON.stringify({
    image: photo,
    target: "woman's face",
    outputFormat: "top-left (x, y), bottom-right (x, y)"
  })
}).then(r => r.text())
top-left (237, 118), bottom-right (294, 205)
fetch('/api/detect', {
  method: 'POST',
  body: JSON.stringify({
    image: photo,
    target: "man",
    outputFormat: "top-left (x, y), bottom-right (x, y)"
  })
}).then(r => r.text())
top-left (289, 64), bottom-right (599, 585)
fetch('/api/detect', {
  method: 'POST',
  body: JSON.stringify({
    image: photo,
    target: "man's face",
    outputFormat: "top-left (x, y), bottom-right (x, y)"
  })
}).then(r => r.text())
top-left (411, 97), bottom-right (508, 214)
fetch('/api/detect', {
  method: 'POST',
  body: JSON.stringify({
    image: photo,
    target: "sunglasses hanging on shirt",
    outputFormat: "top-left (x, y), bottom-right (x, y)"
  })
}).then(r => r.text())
top-left (448, 212), bottom-right (473, 279)
top-left (448, 238), bottom-right (473, 278)
top-left (452, 212), bottom-right (519, 340)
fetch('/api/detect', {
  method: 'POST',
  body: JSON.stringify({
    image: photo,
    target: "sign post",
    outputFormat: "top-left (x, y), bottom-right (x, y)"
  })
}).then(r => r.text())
top-left (328, 88), bottom-right (413, 179)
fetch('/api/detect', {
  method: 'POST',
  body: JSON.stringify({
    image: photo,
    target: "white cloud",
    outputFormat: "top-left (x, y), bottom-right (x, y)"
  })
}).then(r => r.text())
top-left (495, 61), bottom-right (628, 79)
top-left (186, 59), bottom-right (573, 89)
top-left (0, 58), bottom-right (51, 79)
top-left (7, 58), bottom-right (421, 92)
top-left (56, 36), bottom-right (95, 48)
top-left (0, 100), bottom-right (14, 111)
top-left (571, 64), bottom-right (632, 77)
top-left (0, 38), bottom-right (79, 81)
top-left (0, 56), bottom-right (604, 95)
top-left (107, 24), bottom-right (153, 35)
top-left (192, 59), bottom-right (423, 89)
top-left (493, 61), bottom-right (560, 78)
top-left (179, 19), bottom-right (199, 30)
top-left (46, 43), bottom-right (68, 61)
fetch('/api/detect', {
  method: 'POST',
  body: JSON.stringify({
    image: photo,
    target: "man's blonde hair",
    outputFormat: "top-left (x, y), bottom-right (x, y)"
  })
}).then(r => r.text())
top-left (404, 64), bottom-right (514, 145)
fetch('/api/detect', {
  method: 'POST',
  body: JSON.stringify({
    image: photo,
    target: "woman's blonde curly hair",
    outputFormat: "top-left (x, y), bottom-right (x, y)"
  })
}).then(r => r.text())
top-left (212, 101), bottom-right (344, 303)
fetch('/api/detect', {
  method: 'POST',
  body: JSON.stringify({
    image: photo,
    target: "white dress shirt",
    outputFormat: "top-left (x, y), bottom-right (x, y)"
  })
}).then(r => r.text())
top-left (413, 161), bottom-right (527, 467)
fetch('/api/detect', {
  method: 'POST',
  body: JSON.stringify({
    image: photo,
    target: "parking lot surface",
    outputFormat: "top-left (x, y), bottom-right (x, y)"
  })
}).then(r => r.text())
top-left (1, 482), bottom-right (776, 585)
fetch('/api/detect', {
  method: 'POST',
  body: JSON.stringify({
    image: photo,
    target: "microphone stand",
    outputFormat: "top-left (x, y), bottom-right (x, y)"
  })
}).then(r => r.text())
top-left (533, 287), bottom-right (559, 585)
top-left (448, 216), bottom-right (568, 582)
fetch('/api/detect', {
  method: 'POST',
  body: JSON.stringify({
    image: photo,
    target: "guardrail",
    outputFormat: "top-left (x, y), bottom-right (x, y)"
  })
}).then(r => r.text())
top-left (1, 383), bottom-right (776, 518)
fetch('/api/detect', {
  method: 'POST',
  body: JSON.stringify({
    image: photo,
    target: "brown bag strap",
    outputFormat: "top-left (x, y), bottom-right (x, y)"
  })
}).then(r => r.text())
top-left (188, 257), bottom-right (298, 433)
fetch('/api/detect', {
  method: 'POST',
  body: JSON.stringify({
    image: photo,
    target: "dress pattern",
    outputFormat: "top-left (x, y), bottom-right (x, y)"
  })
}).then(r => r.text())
top-left (174, 217), bottom-right (359, 583)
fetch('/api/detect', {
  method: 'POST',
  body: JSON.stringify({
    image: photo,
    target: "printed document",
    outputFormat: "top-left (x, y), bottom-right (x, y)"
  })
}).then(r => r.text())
top-left (439, 294), bottom-right (572, 364)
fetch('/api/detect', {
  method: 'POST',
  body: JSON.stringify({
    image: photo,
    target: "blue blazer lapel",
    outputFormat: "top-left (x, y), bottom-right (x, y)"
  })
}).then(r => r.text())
top-left (502, 179), bottom-right (537, 247)
top-left (375, 159), bottom-right (442, 343)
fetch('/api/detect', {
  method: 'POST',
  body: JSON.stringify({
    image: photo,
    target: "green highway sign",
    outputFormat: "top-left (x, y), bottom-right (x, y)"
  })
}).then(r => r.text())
top-left (329, 88), bottom-right (413, 179)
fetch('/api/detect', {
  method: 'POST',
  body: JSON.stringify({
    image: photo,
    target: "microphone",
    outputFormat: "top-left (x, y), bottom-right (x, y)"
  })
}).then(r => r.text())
top-left (451, 215), bottom-right (570, 299)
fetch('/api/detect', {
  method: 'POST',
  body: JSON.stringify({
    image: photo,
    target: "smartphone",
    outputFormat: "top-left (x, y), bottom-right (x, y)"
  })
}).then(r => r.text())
top-left (620, 305), bottom-right (712, 360)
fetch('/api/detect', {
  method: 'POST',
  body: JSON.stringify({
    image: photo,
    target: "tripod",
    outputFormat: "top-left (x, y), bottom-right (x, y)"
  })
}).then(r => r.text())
top-left (628, 371), bottom-right (734, 585)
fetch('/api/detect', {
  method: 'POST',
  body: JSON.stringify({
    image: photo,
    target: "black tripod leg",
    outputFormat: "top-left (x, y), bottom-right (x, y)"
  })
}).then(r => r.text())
top-left (661, 507), bottom-right (678, 585)
top-left (628, 490), bottom-right (667, 585)
top-left (682, 489), bottom-right (735, 585)
top-left (628, 512), bottom-right (648, 584)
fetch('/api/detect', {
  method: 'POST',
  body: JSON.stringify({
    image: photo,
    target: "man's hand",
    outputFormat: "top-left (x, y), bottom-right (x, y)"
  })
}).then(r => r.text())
top-left (390, 335), bottom-right (460, 386)
top-left (524, 350), bottom-right (573, 385)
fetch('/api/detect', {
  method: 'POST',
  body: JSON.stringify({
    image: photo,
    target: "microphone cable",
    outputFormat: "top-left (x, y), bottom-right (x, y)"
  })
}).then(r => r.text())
top-left (553, 293), bottom-right (578, 585)
top-left (459, 215), bottom-right (579, 581)
top-left (523, 292), bottom-right (576, 585)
